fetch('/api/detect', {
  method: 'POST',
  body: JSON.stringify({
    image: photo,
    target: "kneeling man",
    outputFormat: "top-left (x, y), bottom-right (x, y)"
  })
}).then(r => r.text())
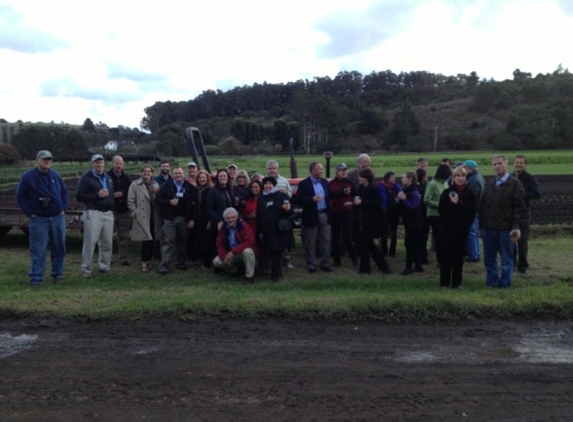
top-left (213, 207), bottom-right (260, 283)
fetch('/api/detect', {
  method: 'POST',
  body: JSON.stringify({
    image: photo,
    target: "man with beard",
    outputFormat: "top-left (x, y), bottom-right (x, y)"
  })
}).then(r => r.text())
top-left (154, 161), bottom-right (172, 187)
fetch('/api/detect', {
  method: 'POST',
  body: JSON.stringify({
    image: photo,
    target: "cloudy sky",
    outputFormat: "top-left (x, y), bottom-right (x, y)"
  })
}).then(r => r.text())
top-left (1, 0), bottom-right (572, 129)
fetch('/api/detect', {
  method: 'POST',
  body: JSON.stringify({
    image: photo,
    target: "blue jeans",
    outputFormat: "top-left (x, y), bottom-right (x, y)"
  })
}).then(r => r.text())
top-left (28, 214), bottom-right (66, 285)
top-left (466, 213), bottom-right (480, 260)
top-left (482, 227), bottom-right (515, 288)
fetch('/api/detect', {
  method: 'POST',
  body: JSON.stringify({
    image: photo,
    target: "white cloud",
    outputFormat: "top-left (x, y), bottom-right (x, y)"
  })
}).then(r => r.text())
top-left (0, 0), bottom-right (571, 128)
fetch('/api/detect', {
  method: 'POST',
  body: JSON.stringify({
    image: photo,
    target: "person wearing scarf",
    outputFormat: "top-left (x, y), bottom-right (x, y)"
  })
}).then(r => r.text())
top-left (438, 166), bottom-right (477, 289)
top-left (127, 164), bottom-right (162, 272)
top-left (256, 176), bottom-right (293, 283)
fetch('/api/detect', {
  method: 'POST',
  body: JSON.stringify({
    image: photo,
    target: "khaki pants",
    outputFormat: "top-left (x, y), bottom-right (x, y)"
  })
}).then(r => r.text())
top-left (81, 210), bottom-right (114, 272)
top-left (213, 248), bottom-right (256, 278)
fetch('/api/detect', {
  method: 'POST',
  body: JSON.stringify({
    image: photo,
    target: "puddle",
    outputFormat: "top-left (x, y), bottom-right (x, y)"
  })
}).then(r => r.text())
top-left (0, 331), bottom-right (38, 358)
top-left (515, 329), bottom-right (573, 363)
top-left (394, 351), bottom-right (435, 363)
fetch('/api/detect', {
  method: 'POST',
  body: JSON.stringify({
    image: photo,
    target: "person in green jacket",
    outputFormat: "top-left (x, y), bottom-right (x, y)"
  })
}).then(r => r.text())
top-left (423, 164), bottom-right (451, 267)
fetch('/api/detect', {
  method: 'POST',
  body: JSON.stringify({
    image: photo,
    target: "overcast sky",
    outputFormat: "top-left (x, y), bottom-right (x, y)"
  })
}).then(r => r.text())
top-left (1, 0), bottom-right (572, 129)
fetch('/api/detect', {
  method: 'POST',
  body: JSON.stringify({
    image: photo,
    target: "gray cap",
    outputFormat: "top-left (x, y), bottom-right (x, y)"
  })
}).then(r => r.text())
top-left (227, 164), bottom-right (237, 169)
top-left (91, 154), bottom-right (104, 162)
top-left (36, 150), bottom-right (53, 159)
top-left (187, 161), bottom-right (197, 167)
top-left (335, 163), bottom-right (348, 171)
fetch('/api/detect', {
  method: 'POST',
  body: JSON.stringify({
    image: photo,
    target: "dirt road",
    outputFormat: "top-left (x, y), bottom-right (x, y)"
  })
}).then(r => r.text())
top-left (1, 319), bottom-right (572, 421)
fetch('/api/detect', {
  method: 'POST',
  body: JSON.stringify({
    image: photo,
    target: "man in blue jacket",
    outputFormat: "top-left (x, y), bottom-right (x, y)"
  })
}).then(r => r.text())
top-left (297, 162), bottom-right (332, 273)
top-left (16, 150), bottom-right (68, 288)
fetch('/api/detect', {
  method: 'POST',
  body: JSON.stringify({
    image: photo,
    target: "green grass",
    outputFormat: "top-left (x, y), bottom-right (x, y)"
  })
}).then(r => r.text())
top-left (1, 149), bottom-right (571, 187)
top-left (0, 226), bottom-right (571, 321)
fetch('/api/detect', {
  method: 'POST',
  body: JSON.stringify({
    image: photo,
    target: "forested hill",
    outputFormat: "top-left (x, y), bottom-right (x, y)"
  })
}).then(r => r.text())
top-left (141, 68), bottom-right (573, 154)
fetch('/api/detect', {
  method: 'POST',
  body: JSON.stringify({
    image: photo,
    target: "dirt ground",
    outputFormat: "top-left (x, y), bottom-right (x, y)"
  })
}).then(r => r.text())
top-left (1, 318), bottom-right (572, 422)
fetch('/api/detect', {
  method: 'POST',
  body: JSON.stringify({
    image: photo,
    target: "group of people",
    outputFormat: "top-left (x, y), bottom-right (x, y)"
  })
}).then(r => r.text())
top-left (16, 149), bottom-right (538, 290)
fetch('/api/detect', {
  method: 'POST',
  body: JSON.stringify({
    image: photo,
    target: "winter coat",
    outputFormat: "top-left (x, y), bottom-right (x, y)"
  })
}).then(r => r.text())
top-left (16, 168), bottom-right (68, 217)
top-left (108, 169), bottom-right (132, 214)
top-left (329, 177), bottom-right (355, 215)
top-left (256, 190), bottom-right (293, 252)
top-left (155, 179), bottom-right (196, 221)
top-left (439, 185), bottom-right (476, 233)
top-left (216, 218), bottom-right (260, 259)
top-left (479, 174), bottom-right (526, 231)
top-left (378, 180), bottom-right (401, 226)
top-left (399, 184), bottom-right (423, 231)
top-left (76, 170), bottom-right (115, 211)
top-left (355, 183), bottom-right (387, 240)
top-left (207, 185), bottom-right (234, 226)
top-left (127, 177), bottom-right (162, 242)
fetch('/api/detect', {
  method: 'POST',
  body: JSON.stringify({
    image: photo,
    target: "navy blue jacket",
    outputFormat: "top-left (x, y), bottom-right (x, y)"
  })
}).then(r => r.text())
top-left (76, 170), bottom-right (115, 211)
top-left (16, 168), bottom-right (68, 217)
top-left (297, 176), bottom-right (330, 228)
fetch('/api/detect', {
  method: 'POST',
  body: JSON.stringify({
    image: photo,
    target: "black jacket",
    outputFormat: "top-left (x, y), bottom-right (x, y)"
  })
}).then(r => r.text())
top-left (108, 170), bottom-right (132, 214)
top-left (297, 176), bottom-right (330, 228)
top-left (207, 185), bottom-right (234, 225)
top-left (257, 190), bottom-right (293, 252)
top-left (155, 179), bottom-right (196, 221)
top-left (355, 183), bottom-right (387, 240)
top-left (77, 170), bottom-right (115, 211)
top-left (439, 186), bottom-right (476, 232)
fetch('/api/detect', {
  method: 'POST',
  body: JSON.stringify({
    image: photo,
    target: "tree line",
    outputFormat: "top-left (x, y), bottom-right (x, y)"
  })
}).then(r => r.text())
top-left (141, 67), bottom-right (573, 154)
top-left (6, 66), bottom-right (573, 161)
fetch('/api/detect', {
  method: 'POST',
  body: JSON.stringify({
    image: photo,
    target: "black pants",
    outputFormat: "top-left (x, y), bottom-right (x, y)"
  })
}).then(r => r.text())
top-left (404, 227), bottom-right (422, 269)
top-left (440, 229), bottom-right (468, 287)
top-left (427, 216), bottom-right (443, 266)
top-left (356, 237), bottom-right (389, 273)
top-left (270, 250), bottom-right (283, 280)
top-left (331, 213), bottom-right (356, 263)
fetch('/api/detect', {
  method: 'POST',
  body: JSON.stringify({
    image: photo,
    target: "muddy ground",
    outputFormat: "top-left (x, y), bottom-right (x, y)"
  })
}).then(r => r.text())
top-left (1, 319), bottom-right (572, 421)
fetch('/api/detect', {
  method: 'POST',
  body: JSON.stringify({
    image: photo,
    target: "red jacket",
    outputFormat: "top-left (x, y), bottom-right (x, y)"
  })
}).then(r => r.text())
top-left (328, 177), bottom-right (355, 215)
top-left (216, 219), bottom-right (260, 259)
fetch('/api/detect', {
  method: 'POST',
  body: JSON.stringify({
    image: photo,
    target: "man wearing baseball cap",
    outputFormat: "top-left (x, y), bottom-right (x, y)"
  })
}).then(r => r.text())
top-left (16, 150), bottom-right (68, 288)
top-left (227, 164), bottom-right (238, 186)
top-left (463, 160), bottom-right (485, 263)
top-left (76, 154), bottom-right (115, 279)
top-left (186, 162), bottom-right (198, 186)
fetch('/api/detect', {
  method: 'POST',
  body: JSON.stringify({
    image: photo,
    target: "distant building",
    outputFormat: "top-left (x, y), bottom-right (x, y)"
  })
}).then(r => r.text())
top-left (104, 140), bottom-right (118, 151)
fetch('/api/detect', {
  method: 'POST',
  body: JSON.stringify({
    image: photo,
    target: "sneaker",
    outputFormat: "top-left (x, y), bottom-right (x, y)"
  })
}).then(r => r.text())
top-left (52, 277), bottom-right (65, 285)
top-left (81, 271), bottom-right (93, 279)
top-left (285, 262), bottom-right (295, 270)
top-left (99, 269), bottom-right (110, 274)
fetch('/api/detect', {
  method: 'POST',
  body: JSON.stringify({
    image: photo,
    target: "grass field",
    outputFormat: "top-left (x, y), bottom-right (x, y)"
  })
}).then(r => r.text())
top-left (1, 149), bottom-right (572, 186)
top-left (0, 225), bottom-right (571, 321)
